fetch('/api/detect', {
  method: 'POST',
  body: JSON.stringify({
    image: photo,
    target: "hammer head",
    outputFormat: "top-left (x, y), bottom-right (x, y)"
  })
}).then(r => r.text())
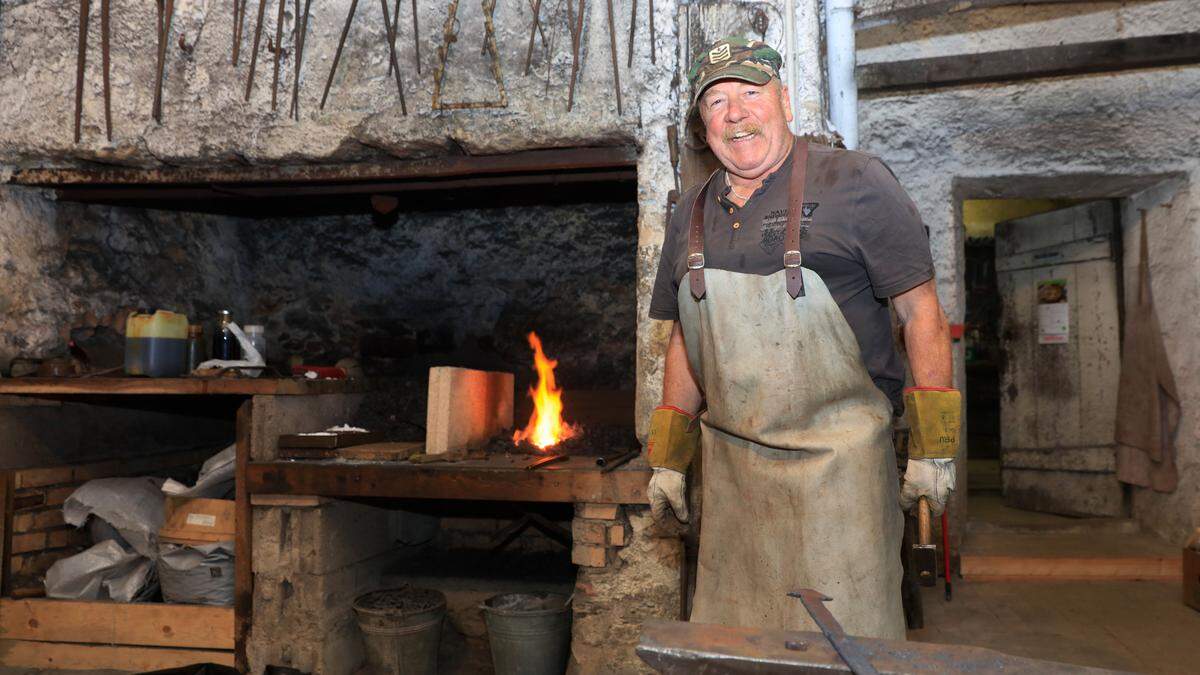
top-left (914, 544), bottom-right (937, 587)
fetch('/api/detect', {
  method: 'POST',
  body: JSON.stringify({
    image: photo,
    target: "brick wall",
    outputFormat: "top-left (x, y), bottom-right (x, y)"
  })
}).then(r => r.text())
top-left (6, 446), bottom-right (223, 595)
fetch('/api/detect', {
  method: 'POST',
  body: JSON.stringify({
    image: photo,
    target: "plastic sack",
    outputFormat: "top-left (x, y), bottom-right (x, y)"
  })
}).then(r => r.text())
top-left (63, 476), bottom-right (166, 558)
top-left (45, 539), bottom-right (157, 602)
top-left (159, 541), bottom-right (235, 606)
top-left (162, 444), bottom-right (236, 499)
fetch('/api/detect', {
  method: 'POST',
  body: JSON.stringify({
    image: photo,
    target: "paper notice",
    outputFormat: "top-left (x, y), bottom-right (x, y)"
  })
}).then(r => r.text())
top-left (1037, 279), bottom-right (1069, 344)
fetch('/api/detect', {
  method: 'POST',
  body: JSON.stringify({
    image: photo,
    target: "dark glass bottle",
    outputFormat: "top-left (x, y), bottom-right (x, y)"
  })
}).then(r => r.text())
top-left (186, 324), bottom-right (206, 373)
top-left (212, 310), bottom-right (242, 360)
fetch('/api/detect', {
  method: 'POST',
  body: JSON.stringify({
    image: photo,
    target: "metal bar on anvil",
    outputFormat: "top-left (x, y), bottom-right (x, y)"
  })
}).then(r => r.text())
top-left (636, 620), bottom-right (1126, 674)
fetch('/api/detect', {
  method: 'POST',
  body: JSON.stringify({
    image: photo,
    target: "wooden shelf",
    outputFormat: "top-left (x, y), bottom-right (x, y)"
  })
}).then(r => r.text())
top-left (0, 377), bottom-right (362, 396)
top-left (247, 456), bottom-right (650, 505)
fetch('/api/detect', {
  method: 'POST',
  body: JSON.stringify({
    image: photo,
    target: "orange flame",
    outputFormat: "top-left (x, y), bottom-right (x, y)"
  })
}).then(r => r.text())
top-left (513, 332), bottom-right (578, 450)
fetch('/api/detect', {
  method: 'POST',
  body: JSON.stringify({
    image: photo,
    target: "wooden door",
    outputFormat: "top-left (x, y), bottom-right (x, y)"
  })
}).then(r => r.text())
top-left (995, 201), bottom-right (1124, 516)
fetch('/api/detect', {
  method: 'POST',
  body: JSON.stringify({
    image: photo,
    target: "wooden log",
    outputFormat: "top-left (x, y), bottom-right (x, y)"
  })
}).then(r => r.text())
top-left (0, 598), bottom-right (234, 649)
top-left (426, 367), bottom-right (514, 454)
top-left (246, 460), bottom-right (650, 505)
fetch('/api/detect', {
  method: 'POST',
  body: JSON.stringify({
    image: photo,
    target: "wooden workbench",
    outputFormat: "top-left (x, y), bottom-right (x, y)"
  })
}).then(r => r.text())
top-left (0, 376), bottom-right (362, 672)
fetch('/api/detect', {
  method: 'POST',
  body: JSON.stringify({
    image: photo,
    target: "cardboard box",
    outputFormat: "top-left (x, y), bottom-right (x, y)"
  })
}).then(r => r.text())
top-left (159, 496), bottom-right (235, 545)
top-left (1185, 529), bottom-right (1200, 612)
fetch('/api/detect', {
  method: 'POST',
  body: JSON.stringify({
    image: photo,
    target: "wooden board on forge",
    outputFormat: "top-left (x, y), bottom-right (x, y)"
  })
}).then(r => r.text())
top-left (278, 430), bottom-right (384, 449)
top-left (277, 441), bottom-right (424, 461)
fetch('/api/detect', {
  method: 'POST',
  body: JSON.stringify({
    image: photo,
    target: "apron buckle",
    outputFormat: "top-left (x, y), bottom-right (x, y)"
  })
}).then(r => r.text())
top-left (783, 250), bottom-right (802, 268)
top-left (687, 253), bottom-right (706, 270)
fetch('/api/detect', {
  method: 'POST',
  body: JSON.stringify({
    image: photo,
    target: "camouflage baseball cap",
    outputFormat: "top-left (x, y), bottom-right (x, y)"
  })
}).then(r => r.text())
top-left (687, 37), bottom-right (783, 107)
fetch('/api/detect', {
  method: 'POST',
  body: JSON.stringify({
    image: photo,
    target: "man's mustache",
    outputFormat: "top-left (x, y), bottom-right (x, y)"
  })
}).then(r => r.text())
top-left (723, 123), bottom-right (762, 142)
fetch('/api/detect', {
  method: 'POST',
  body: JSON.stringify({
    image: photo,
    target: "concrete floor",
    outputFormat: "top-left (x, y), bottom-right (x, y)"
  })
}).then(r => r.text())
top-left (909, 579), bottom-right (1199, 674)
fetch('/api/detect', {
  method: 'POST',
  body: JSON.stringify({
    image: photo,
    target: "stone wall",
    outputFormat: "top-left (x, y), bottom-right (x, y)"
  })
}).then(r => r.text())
top-left (857, 1), bottom-right (1200, 543)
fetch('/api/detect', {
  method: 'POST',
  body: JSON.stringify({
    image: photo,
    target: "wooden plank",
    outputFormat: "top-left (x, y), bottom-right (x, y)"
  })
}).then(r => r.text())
top-left (961, 555), bottom-right (1182, 581)
top-left (0, 639), bottom-right (233, 670)
top-left (0, 599), bottom-right (233, 649)
top-left (339, 441), bottom-right (424, 461)
top-left (11, 146), bottom-right (638, 187)
top-left (859, 33), bottom-right (1200, 94)
top-left (250, 494), bottom-right (330, 507)
top-left (1, 471), bottom-right (11, 597)
top-left (426, 367), bottom-right (514, 454)
top-left (246, 460), bottom-right (651, 505)
top-left (278, 430), bottom-right (383, 449)
top-left (234, 400), bottom-right (252, 673)
top-left (0, 377), bottom-right (361, 396)
top-left (1076, 258), bottom-right (1120, 447)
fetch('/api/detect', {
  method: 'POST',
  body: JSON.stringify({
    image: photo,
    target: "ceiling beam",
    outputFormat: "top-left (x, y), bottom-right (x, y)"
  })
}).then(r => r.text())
top-left (859, 32), bottom-right (1200, 94)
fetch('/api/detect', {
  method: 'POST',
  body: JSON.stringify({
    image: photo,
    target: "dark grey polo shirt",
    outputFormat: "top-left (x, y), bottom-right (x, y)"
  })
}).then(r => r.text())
top-left (648, 142), bottom-right (934, 412)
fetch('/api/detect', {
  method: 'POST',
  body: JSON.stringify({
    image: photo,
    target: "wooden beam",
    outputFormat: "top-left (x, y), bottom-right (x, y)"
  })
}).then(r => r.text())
top-left (246, 459), bottom-right (650, 505)
top-left (234, 400), bottom-right (252, 673)
top-left (0, 640), bottom-right (233, 670)
top-left (8, 146), bottom-right (638, 187)
top-left (858, 0), bottom-right (1113, 24)
top-left (0, 599), bottom-right (233, 649)
top-left (0, 377), bottom-right (362, 396)
top-left (859, 33), bottom-right (1200, 94)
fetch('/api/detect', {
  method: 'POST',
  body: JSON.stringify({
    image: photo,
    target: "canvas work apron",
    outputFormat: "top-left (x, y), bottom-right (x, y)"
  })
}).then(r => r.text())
top-left (676, 141), bottom-right (906, 640)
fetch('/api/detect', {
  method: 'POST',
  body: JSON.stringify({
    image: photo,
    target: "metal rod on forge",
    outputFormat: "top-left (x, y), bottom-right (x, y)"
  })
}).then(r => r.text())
top-left (243, 0), bottom-right (268, 101)
top-left (101, 0), bottom-right (112, 140)
top-left (290, 0), bottom-right (313, 119)
top-left (74, 0), bottom-right (90, 143)
top-left (320, 0), bottom-right (359, 109)
top-left (566, 0), bottom-right (585, 111)
top-left (379, 0), bottom-right (409, 114)
top-left (604, 0), bottom-right (622, 115)
top-left (270, 0), bottom-right (286, 109)
top-left (153, 0), bottom-right (175, 122)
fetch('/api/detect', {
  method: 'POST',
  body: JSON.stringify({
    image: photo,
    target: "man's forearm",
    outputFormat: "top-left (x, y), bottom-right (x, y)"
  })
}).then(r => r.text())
top-left (894, 279), bottom-right (953, 388)
top-left (662, 321), bottom-right (703, 413)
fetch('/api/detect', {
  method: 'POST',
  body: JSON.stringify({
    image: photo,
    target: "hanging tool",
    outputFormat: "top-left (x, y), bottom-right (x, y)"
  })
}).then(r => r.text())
top-left (243, 0), bottom-right (267, 101)
top-left (663, 124), bottom-right (680, 229)
top-left (523, 0), bottom-right (543, 76)
top-left (289, 0), bottom-right (313, 119)
top-left (648, 0), bottom-right (654, 63)
top-left (411, 0), bottom-right (421, 75)
top-left (153, 0), bottom-right (175, 122)
top-left (914, 496), bottom-right (937, 587)
top-left (319, 0), bottom-right (358, 109)
top-left (100, 0), bottom-right (112, 140)
top-left (387, 0), bottom-right (401, 76)
top-left (73, 0), bottom-right (90, 142)
top-left (787, 589), bottom-right (880, 675)
top-left (625, 0), bottom-right (635, 67)
top-left (566, 0), bottom-right (585, 111)
top-left (525, 454), bottom-right (568, 470)
top-left (942, 510), bottom-right (952, 601)
top-left (378, 0), bottom-right (409, 114)
top-left (604, 0), bottom-right (622, 115)
top-left (270, 0), bottom-right (286, 110)
top-left (231, 0), bottom-right (242, 64)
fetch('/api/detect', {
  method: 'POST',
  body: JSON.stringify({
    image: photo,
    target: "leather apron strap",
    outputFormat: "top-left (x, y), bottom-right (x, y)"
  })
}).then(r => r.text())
top-left (785, 141), bottom-right (810, 299)
top-left (686, 141), bottom-right (811, 301)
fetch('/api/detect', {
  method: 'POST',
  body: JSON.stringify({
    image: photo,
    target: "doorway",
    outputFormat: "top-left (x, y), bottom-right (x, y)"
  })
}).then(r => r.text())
top-left (961, 198), bottom-right (1126, 518)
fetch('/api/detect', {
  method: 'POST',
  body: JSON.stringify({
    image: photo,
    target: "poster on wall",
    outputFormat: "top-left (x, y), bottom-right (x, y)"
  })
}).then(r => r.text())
top-left (1037, 279), bottom-right (1069, 344)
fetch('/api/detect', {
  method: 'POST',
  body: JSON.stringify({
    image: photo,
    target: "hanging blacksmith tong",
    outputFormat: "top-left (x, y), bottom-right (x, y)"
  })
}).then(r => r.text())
top-left (74, 0), bottom-right (113, 141)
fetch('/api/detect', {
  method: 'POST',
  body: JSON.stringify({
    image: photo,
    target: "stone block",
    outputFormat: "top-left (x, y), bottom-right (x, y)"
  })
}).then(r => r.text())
top-left (572, 544), bottom-right (612, 568)
top-left (254, 500), bottom-right (395, 576)
top-left (576, 503), bottom-right (621, 521)
top-left (426, 367), bottom-right (514, 454)
top-left (572, 519), bottom-right (608, 545)
top-left (12, 507), bottom-right (64, 533)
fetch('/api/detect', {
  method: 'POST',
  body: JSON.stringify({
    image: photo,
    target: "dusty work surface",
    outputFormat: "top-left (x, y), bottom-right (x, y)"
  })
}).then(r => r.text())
top-left (910, 580), bottom-right (1199, 674)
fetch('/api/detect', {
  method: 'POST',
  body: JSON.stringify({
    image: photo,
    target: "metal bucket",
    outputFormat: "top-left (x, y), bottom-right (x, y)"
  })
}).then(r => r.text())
top-left (482, 592), bottom-right (572, 675)
top-left (352, 587), bottom-right (446, 675)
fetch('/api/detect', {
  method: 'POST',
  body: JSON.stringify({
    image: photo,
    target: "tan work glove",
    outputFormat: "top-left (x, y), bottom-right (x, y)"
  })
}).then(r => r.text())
top-left (899, 387), bottom-right (961, 516)
top-left (646, 406), bottom-right (700, 525)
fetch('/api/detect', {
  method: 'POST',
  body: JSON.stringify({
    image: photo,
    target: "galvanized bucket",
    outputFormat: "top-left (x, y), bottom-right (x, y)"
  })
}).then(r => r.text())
top-left (482, 592), bottom-right (572, 675)
top-left (353, 587), bottom-right (446, 675)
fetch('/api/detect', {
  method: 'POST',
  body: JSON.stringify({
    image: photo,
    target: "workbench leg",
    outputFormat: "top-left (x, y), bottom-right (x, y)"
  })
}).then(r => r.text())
top-left (0, 470), bottom-right (12, 597)
top-left (235, 400), bottom-right (254, 672)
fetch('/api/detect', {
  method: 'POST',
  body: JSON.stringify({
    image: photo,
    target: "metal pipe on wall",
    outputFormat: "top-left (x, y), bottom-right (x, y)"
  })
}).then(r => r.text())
top-left (825, 0), bottom-right (857, 148)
